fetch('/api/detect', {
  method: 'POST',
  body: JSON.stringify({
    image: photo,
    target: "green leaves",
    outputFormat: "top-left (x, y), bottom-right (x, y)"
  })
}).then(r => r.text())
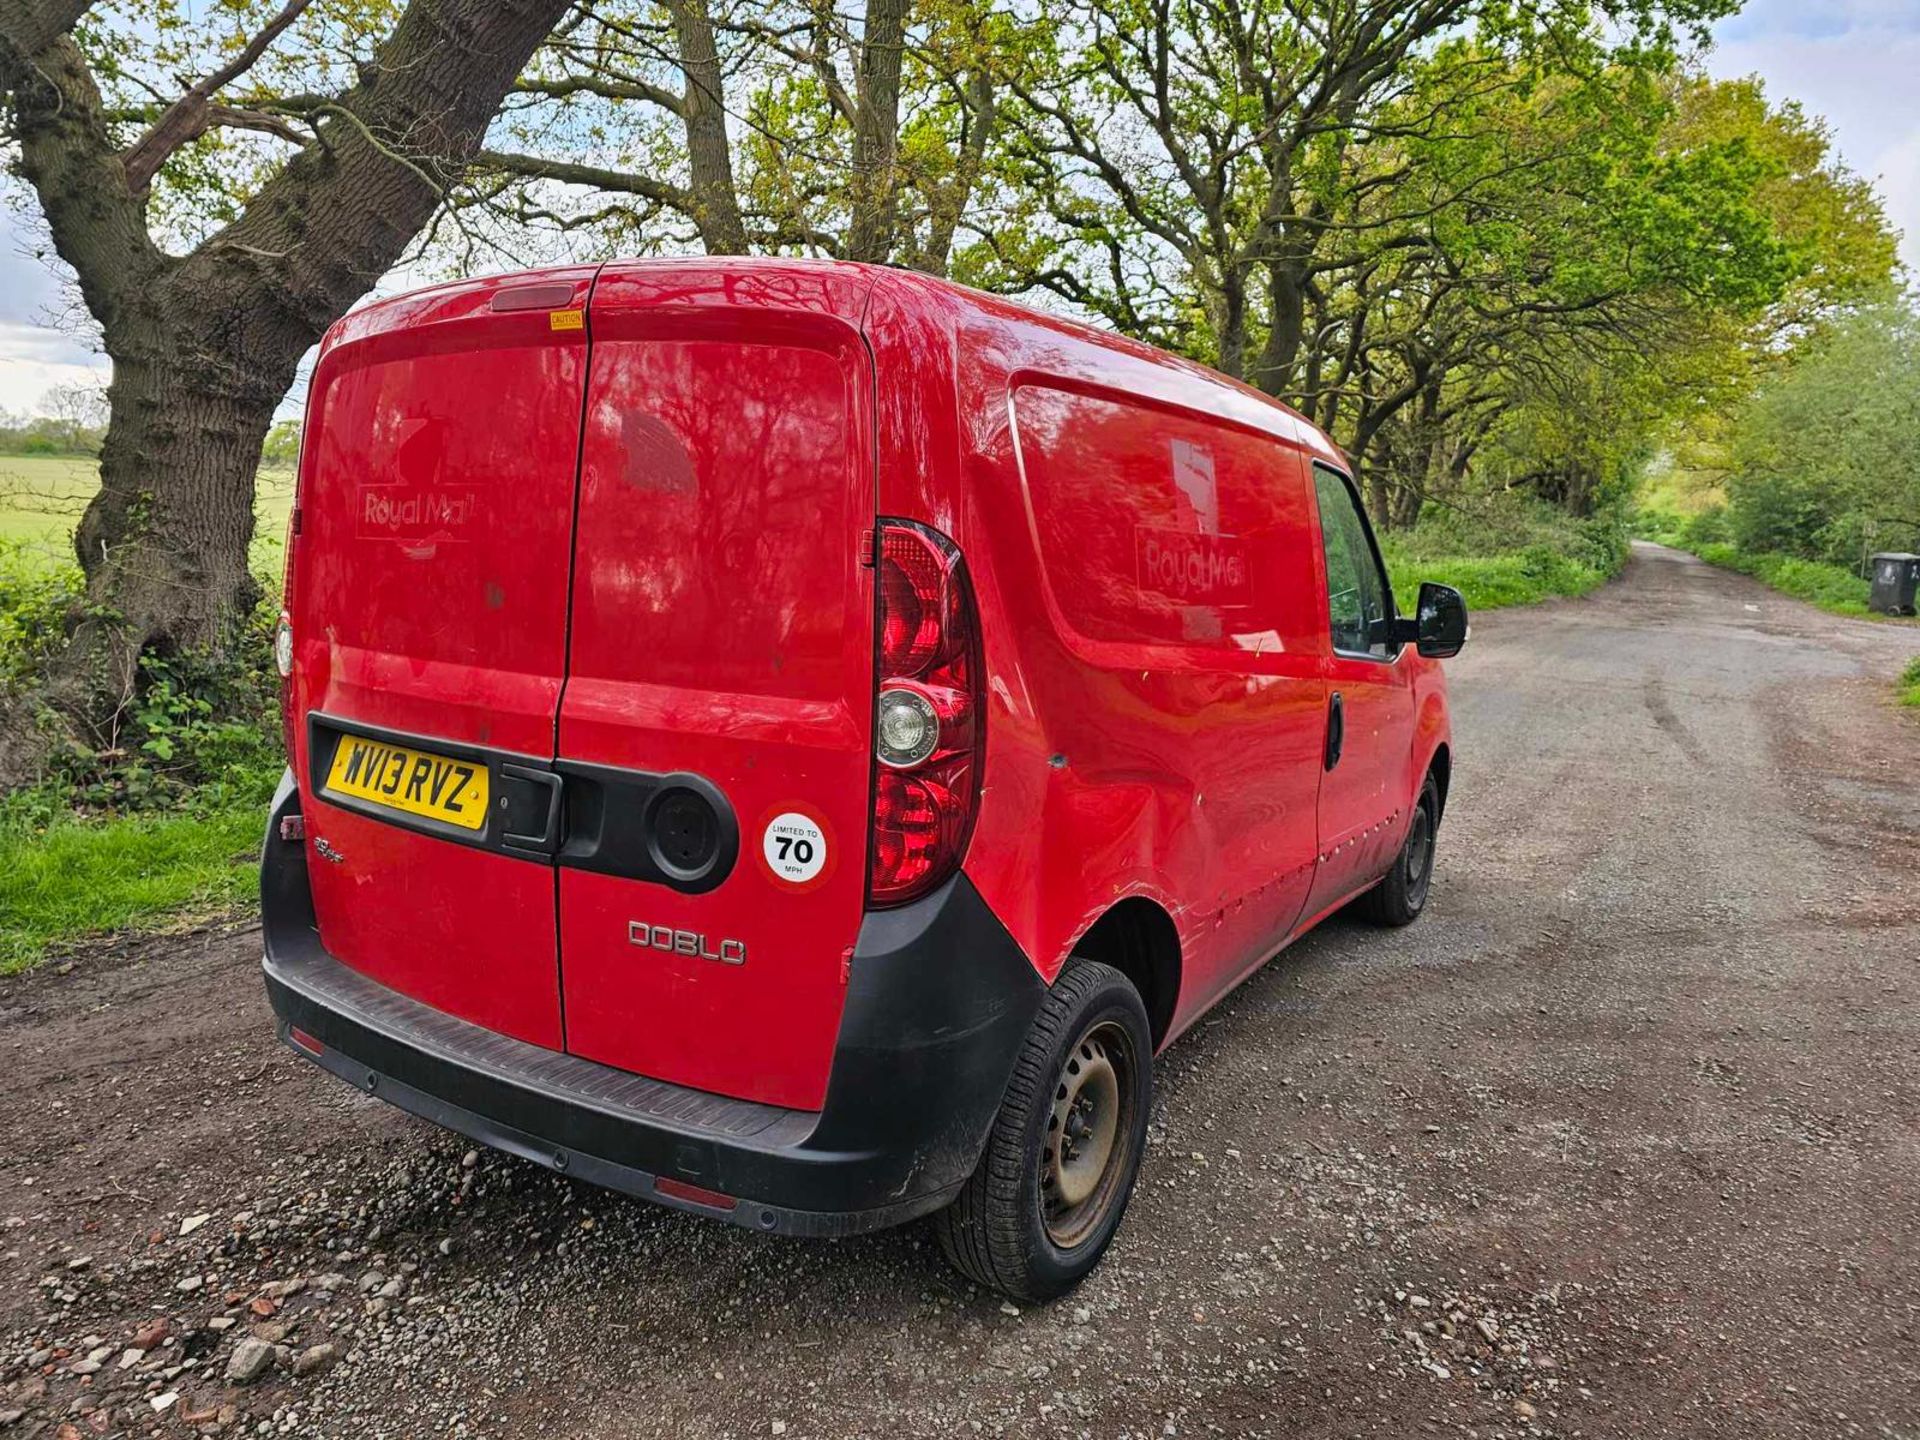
top-left (1723, 298), bottom-right (1920, 564)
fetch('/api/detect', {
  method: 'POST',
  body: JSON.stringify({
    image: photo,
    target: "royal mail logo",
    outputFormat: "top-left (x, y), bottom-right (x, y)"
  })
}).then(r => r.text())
top-left (357, 486), bottom-right (477, 544)
top-left (1136, 526), bottom-right (1252, 607)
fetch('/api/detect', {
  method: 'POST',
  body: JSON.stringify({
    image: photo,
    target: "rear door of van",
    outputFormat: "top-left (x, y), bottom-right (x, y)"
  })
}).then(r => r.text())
top-left (552, 262), bottom-right (877, 1113)
top-left (292, 269), bottom-right (599, 1050)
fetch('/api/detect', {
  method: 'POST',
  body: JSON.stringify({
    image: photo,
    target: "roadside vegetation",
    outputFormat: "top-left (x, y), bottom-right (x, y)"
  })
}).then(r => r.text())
top-left (0, 530), bottom-right (282, 973)
top-left (1637, 298), bottom-right (1920, 619)
top-left (1901, 658), bottom-right (1920, 710)
top-left (0, 0), bottom-right (1903, 970)
top-left (1382, 502), bottom-right (1628, 612)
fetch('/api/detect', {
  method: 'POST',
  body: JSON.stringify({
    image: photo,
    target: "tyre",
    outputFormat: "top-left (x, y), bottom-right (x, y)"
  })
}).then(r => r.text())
top-left (1359, 772), bottom-right (1439, 927)
top-left (934, 959), bottom-right (1152, 1302)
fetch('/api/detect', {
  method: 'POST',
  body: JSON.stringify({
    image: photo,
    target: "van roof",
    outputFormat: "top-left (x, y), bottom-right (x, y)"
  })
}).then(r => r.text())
top-left (326, 257), bottom-right (1347, 468)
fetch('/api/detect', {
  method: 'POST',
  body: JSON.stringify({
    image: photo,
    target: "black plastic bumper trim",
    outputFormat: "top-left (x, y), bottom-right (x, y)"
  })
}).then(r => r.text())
top-left (304, 714), bottom-right (738, 892)
top-left (260, 770), bottom-right (1045, 1237)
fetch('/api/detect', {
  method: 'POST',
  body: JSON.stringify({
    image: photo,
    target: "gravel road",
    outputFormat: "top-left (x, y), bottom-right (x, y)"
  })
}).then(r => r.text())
top-left (3, 542), bottom-right (1918, 1439)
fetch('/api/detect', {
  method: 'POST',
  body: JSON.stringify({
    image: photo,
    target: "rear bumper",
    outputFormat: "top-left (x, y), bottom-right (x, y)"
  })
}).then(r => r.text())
top-left (260, 772), bottom-right (1045, 1237)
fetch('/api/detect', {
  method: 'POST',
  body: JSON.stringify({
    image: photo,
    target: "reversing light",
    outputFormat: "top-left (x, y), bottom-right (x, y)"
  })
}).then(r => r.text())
top-left (876, 687), bottom-right (939, 768)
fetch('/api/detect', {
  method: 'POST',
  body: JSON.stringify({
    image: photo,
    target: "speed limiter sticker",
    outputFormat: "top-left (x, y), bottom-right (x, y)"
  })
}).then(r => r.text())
top-left (758, 806), bottom-right (835, 891)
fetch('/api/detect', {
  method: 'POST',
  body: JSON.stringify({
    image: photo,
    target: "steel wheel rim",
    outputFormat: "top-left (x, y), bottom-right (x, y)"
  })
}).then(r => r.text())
top-left (1040, 1019), bottom-right (1137, 1250)
top-left (1405, 802), bottom-right (1434, 906)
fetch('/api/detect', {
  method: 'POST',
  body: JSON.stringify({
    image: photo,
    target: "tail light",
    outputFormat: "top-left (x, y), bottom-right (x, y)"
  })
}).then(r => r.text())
top-left (274, 607), bottom-right (296, 764)
top-left (869, 520), bottom-right (983, 906)
top-left (277, 414), bottom-right (308, 771)
top-left (275, 492), bottom-right (300, 765)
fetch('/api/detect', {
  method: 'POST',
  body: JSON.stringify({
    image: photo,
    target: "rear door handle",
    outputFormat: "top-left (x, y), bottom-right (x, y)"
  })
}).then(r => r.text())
top-left (499, 764), bottom-right (565, 855)
top-left (1325, 692), bottom-right (1344, 771)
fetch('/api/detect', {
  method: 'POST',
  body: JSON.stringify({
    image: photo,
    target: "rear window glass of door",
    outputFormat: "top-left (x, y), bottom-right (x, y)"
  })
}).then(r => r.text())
top-left (1313, 465), bottom-right (1392, 659)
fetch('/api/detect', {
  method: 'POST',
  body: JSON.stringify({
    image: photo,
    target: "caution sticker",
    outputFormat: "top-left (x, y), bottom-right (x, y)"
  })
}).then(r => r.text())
top-left (760, 808), bottom-right (832, 890)
top-left (548, 308), bottom-right (585, 332)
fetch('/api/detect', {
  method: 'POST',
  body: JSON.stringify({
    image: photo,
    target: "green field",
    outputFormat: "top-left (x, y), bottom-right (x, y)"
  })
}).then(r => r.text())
top-left (0, 454), bottom-right (295, 570)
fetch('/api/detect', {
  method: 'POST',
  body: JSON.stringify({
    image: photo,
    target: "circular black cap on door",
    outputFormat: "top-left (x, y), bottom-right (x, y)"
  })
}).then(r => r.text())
top-left (647, 786), bottom-right (723, 882)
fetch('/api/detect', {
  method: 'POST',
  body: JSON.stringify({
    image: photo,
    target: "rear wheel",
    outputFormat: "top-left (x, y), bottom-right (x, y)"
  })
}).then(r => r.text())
top-left (934, 960), bottom-right (1151, 1302)
top-left (1359, 772), bottom-right (1439, 927)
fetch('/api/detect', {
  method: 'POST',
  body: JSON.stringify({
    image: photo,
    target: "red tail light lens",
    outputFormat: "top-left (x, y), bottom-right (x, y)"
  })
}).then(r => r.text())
top-left (869, 521), bottom-right (982, 906)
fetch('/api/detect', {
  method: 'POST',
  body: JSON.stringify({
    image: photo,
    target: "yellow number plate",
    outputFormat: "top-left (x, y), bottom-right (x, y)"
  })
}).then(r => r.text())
top-left (324, 734), bottom-right (489, 831)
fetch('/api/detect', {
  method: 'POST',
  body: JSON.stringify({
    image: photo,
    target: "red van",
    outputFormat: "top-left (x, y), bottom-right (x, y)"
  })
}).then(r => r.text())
top-left (263, 258), bottom-right (1466, 1300)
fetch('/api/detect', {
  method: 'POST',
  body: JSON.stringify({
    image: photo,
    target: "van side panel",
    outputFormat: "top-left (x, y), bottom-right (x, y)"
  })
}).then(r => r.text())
top-left (1007, 382), bottom-right (1328, 1011)
top-left (863, 278), bottom-right (1328, 1034)
top-left (291, 268), bottom-right (598, 1048)
top-left (555, 263), bottom-right (876, 1112)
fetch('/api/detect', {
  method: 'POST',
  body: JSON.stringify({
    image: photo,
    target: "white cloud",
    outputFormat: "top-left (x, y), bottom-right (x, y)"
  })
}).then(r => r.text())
top-left (0, 331), bottom-right (109, 418)
top-left (1708, 0), bottom-right (1920, 271)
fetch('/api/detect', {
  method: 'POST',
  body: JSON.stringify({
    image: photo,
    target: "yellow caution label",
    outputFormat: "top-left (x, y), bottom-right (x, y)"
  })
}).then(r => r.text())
top-left (549, 309), bottom-right (585, 332)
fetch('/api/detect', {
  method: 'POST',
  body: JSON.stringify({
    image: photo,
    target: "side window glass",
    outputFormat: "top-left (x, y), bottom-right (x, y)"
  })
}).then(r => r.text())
top-left (1313, 467), bottom-right (1392, 658)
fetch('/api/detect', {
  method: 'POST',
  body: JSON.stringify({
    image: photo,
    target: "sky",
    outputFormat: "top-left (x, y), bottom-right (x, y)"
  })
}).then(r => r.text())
top-left (0, 0), bottom-right (1916, 419)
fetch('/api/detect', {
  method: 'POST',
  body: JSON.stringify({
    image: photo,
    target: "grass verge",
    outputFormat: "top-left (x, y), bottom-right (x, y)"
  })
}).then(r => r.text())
top-left (1381, 542), bottom-right (1619, 611)
top-left (0, 794), bottom-right (267, 975)
top-left (1691, 542), bottom-right (1876, 618)
top-left (1, 537), bottom-right (282, 975)
top-left (1900, 657), bottom-right (1920, 709)
top-left (1379, 502), bottom-right (1629, 612)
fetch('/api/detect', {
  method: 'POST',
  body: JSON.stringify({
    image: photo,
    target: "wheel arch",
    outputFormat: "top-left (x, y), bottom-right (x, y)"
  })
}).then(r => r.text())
top-left (1067, 897), bottom-right (1181, 1051)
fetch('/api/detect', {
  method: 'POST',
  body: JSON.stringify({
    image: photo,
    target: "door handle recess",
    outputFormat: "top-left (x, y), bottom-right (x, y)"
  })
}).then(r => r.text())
top-left (1325, 692), bottom-right (1345, 771)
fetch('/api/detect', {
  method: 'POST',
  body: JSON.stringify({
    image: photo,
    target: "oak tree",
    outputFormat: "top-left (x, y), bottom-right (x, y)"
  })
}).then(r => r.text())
top-left (0, 0), bottom-right (574, 775)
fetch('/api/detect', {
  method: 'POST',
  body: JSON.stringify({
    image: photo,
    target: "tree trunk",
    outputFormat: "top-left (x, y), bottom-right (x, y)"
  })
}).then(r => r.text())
top-left (845, 0), bottom-right (909, 262)
top-left (1213, 269), bottom-right (1248, 381)
top-left (0, 0), bottom-right (574, 781)
top-left (915, 66), bottom-right (996, 276)
top-left (1254, 253), bottom-right (1307, 398)
top-left (666, 0), bottom-right (748, 254)
top-left (58, 335), bottom-right (292, 726)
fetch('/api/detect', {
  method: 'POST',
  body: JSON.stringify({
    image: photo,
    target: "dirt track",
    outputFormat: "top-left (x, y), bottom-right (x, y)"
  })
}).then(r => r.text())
top-left (3, 542), bottom-right (1918, 1438)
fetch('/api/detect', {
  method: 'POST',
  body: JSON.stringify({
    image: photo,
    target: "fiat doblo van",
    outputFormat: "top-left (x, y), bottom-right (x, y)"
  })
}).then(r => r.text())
top-left (262, 258), bottom-right (1466, 1300)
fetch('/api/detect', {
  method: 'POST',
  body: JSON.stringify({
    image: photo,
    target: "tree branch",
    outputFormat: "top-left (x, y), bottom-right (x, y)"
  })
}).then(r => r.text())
top-left (479, 148), bottom-right (691, 208)
top-left (513, 71), bottom-right (682, 116)
top-left (120, 0), bottom-right (315, 194)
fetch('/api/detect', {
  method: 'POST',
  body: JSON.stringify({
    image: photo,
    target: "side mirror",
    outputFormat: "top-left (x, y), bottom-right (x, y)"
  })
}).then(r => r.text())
top-left (1413, 581), bottom-right (1468, 658)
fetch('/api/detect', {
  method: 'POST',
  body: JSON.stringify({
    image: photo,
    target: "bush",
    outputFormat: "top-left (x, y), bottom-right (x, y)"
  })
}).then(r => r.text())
top-left (1379, 496), bottom-right (1629, 611)
top-left (1632, 506), bottom-right (1687, 545)
top-left (1899, 657), bottom-right (1920, 708)
top-left (0, 543), bottom-right (85, 688)
top-left (1680, 507), bottom-right (1732, 549)
top-left (1721, 300), bottom-right (1920, 566)
top-left (0, 542), bottom-right (283, 813)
